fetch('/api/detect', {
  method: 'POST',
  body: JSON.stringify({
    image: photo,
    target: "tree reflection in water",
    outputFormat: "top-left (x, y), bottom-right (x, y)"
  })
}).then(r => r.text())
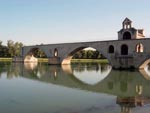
top-left (71, 62), bottom-right (111, 73)
top-left (0, 62), bottom-right (150, 113)
top-left (72, 62), bottom-right (112, 85)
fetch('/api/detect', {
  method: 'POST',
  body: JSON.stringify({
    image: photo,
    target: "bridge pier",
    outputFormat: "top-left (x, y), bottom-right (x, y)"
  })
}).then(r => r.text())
top-left (48, 57), bottom-right (72, 65)
top-left (48, 57), bottom-right (61, 65)
top-left (110, 53), bottom-right (150, 70)
top-left (111, 57), bottom-right (136, 69)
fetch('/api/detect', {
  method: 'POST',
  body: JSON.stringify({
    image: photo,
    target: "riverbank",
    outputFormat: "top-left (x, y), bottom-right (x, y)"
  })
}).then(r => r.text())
top-left (0, 58), bottom-right (108, 63)
top-left (71, 59), bottom-right (108, 63)
top-left (38, 58), bottom-right (109, 63)
top-left (0, 58), bottom-right (49, 62)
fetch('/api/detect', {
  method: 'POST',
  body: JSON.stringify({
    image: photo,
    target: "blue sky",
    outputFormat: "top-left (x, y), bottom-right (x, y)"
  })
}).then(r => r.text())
top-left (0, 0), bottom-right (150, 45)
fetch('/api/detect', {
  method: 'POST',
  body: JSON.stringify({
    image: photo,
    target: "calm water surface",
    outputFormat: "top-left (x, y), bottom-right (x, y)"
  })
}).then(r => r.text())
top-left (0, 62), bottom-right (150, 113)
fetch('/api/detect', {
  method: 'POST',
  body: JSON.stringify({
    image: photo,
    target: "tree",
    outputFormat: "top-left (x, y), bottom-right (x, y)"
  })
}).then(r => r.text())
top-left (14, 42), bottom-right (23, 56)
top-left (87, 50), bottom-right (93, 59)
top-left (33, 49), bottom-right (47, 58)
top-left (7, 40), bottom-right (24, 57)
top-left (72, 50), bottom-right (105, 59)
top-left (7, 40), bottom-right (15, 57)
top-left (0, 40), bottom-right (2, 46)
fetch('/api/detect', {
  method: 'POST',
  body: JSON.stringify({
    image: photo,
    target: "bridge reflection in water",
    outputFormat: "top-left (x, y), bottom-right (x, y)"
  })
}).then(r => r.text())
top-left (1, 62), bottom-right (150, 113)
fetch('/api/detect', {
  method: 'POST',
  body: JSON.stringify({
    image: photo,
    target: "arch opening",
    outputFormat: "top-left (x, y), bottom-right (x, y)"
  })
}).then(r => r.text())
top-left (108, 45), bottom-right (114, 53)
top-left (25, 48), bottom-right (47, 63)
top-left (136, 43), bottom-right (144, 53)
top-left (139, 59), bottom-right (150, 69)
top-left (123, 32), bottom-right (131, 40)
top-left (72, 47), bottom-right (106, 59)
top-left (62, 47), bottom-right (110, 65)
top-left (54, 48), bottom-right (58, 57)
top-left (121, 44), bottom-right (128, 55)
top-left (139, 61), bottom-right (150, 80)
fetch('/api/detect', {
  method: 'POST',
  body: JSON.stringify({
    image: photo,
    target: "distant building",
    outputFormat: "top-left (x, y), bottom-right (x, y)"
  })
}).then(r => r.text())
top-left (118, 18), bottom-right (145, 40)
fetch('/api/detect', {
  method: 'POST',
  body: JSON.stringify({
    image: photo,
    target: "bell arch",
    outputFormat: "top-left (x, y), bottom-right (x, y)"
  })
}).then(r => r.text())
top-left (123, 31), bottom-right (131, 40)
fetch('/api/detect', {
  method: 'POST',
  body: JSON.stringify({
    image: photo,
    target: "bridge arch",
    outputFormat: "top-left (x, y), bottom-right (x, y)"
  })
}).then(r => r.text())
top-left (61, 46), bottom-right (88, 64)
top-left (61, 46), bottom-right (110, 65)
top-left (139, 59), bottom-right (150, 69)
top-left (139, 65), bottom-right (150, 80)
top-left (24, 47), bottom-right (47, 62)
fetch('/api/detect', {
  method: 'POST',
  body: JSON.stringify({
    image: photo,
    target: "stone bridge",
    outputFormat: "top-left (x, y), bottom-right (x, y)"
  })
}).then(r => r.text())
top-left (13, 18), bottom-right (150, 69)
top-left (17, 39), bottom-right (150, 69)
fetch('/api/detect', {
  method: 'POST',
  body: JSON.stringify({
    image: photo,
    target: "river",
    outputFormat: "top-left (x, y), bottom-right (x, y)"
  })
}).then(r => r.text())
top-left (0, 62), bottom-right (150, 113)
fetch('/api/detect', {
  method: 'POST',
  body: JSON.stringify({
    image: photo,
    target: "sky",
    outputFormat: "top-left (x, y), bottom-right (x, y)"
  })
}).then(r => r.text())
top-left (0, 0), bottom-right (150, 46)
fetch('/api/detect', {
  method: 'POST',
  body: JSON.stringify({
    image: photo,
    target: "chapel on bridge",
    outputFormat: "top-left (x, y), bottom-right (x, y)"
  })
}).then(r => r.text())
top-left (118, 18), bottom-right (145, 40)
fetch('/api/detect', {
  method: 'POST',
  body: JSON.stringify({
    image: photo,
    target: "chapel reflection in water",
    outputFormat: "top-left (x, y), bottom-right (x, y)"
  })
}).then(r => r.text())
top-left (115, 64), bottom-right (150, 113)
top-left (1, 62), bottom-right (150, 113)
top-left (117, 96), bottom-right (150, 113)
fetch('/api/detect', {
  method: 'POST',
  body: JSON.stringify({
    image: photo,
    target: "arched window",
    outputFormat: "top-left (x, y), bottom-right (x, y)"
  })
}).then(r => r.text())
top-left (54, 48), bottom-right (58, 57)
top-left (121, 44), bottom-right (128, 55)
top-left (108, 45), bottom-right (114, 53)
top-left (123, 32), bottom-right (131, 40)
top-left (136, 43), bottom-right (144, 53)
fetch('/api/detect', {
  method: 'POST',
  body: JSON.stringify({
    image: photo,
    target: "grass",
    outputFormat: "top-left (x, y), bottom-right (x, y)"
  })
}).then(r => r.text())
top-left (71, 59), bottom-right (108, 63)
top-left (37, 58), bottom-right (48, 62)
top-left (0, 58), bottom-right (12, 62)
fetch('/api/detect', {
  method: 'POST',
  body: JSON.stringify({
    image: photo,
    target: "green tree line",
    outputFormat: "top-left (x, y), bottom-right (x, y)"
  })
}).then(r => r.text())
top-left (0, 40), bottom-right (23, 57)
top-left (72, 50), bottom-right (106, 59)
top-left (0, 40), bottom-right (49, 58)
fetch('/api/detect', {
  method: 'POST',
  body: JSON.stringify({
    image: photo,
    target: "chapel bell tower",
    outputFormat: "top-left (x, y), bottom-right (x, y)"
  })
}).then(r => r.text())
top-left (118, 18), bottom-right (145, 40)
